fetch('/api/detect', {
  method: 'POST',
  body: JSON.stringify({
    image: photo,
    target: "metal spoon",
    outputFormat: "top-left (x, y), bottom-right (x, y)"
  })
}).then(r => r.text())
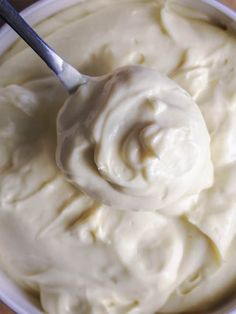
top-left (0, 0), bottom-right (88, 93)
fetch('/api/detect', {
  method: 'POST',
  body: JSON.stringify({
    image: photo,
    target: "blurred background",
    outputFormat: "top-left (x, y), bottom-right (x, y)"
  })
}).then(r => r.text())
top-left (0, 0), bottom-right (38, 26)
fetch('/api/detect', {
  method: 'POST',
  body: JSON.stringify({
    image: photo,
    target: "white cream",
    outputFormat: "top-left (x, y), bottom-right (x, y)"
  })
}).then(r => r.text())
top-left (57, 65), bottom-right (213, 211)
top-left (0, 1), bottom-right (236, 314)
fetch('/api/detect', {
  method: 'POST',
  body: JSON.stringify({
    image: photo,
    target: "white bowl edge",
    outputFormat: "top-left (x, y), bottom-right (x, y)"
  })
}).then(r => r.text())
top-left (0, 0), bottom-right (236, 313)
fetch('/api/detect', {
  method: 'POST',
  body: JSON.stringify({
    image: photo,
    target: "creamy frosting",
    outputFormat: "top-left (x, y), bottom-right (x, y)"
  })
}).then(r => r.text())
top-left (0, 1), bottom-right (236, 314)
top-left (57, 65), bottom-right (213, 211)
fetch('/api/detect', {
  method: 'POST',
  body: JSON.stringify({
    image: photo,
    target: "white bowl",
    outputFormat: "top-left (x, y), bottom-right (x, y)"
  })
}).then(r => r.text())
top-left (0, 0), bottom-right (236, 313)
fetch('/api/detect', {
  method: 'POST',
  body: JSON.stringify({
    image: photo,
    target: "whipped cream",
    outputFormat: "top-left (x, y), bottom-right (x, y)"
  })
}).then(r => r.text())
top-left (57, 65), bottom-right (213, 211)
top-left (0, 1), bottom-right (236, 313)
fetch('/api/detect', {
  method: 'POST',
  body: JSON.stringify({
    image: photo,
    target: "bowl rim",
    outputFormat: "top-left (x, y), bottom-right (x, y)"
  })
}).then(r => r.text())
top-left (0, 0), bottom-right (236, 313)
top-left (203, 0), bottom-right (236, 19)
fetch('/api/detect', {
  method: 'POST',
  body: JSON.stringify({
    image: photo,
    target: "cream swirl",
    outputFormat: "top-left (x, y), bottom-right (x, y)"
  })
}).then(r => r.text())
top-left (56, 66), bottom-right (213, 211)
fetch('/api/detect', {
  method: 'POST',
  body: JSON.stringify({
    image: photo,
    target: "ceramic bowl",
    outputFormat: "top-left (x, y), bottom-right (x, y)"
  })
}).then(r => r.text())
top-left (0, 1), bottom-right (236, 313)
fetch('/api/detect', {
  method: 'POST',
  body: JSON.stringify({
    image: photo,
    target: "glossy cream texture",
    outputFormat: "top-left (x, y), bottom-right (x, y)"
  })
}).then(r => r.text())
top-left (57, 66), bottom-right (213, 212)
top-left (1, 1), bottom-right (236, 313)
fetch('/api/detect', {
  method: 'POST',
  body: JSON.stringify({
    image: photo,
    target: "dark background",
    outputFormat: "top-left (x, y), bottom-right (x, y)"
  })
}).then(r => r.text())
top-left (0, 0), bottom-right (38, 26)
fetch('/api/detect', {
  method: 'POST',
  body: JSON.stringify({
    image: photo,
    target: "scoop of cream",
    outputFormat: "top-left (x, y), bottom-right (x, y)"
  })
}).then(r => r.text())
top-left (56, 66), bottom-right (213, 212)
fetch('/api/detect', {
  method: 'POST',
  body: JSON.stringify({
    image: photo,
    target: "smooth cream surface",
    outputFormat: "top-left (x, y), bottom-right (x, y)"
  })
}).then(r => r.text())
top-left (0, 0), bottom-right (236, 313)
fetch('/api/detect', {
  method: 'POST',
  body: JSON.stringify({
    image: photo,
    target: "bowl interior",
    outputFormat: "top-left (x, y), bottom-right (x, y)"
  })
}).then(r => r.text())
top-left (0, 0), bottom-right (236, 313)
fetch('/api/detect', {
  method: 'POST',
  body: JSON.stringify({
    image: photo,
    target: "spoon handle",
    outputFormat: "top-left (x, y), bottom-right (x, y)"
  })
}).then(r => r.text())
top-left (0, 0), bottom-right (86, 93)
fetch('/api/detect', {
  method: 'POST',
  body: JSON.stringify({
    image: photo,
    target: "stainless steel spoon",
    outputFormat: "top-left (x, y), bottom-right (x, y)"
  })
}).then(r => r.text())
top-left (0, 0), bottom-right (88, 93)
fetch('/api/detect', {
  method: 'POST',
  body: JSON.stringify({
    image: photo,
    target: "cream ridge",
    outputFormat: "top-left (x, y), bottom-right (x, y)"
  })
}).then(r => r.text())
top-left (56, 65), bottom-right (213, 211)
top-left (0, 1), bottom-right (236, 314)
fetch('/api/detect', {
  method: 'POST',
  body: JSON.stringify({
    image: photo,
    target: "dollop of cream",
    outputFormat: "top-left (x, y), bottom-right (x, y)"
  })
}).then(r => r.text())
top-left (1, 0), bottom-right (236, 313)
top-left (57, 66), bottom-right (213, 211)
